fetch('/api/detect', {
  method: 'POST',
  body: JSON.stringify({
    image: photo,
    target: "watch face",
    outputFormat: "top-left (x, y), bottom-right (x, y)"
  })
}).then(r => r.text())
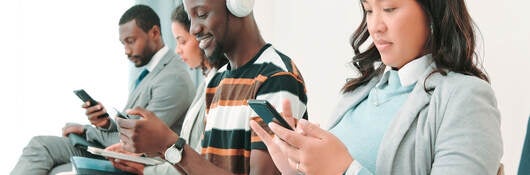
top-left (165, 147), bottom-right (182, 164)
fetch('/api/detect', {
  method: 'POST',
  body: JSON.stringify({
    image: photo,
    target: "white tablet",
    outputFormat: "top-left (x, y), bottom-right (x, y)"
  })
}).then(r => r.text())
top-left (87, 146), bottom-right (164, 166)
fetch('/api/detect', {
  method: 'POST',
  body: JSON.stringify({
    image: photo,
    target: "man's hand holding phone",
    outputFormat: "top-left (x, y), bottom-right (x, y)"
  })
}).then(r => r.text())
top-left (74, 89), bottom-right (110, 128)
top-left (115, 107), bottom-right (179, 154)
top-left (83, 101), bottom-right (110, 128)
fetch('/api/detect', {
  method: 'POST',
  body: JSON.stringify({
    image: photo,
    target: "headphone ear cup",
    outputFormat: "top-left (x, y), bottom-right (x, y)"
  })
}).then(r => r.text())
top-left (226, 0), bottom-right (255, 17)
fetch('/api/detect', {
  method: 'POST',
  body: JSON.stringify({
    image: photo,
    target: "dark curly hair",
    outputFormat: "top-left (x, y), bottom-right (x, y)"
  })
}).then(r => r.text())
top-left (342, 0), bottom-right (488, 93)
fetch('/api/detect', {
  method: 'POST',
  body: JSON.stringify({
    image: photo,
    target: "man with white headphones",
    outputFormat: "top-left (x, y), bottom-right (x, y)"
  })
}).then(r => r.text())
top-left (112, 0), bottom-right (309, 174)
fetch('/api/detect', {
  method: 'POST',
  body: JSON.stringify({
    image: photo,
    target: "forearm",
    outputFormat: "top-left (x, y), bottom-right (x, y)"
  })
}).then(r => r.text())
top-left (84, 120), bottom-right (120, 146)
top-left (176, 145), bottom-right (233, 175)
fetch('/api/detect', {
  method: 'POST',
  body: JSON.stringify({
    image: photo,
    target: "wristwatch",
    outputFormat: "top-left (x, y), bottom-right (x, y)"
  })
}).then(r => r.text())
top-left (164, 137), bottom-right (186, 165)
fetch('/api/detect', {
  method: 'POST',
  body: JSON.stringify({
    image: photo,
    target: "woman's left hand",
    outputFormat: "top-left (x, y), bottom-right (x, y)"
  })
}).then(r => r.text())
top-left (270, 119), bottom-right (353, 175)
top-left (250, 100), bottom-right (300, 175)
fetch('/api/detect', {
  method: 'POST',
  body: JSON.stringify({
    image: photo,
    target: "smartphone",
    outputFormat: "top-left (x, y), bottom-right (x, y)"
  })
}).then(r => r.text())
top-left (247, 99), bottom-right (293, 130)
top-left (113, 108), bottom-right (130, 119)
top-left (73, 89), bottom-right (98, 107)
top-left (73, 89), bottom-right (109, 118)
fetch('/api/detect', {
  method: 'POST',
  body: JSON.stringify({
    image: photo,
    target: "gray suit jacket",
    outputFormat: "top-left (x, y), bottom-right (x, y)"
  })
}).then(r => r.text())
top-left (329, 63), bottom-right (503, 175)
top-left (85, 50), bottom-right (196, 146)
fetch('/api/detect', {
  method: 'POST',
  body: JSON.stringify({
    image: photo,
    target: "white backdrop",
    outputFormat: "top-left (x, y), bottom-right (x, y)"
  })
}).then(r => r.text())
top-left (1, 0), bottom-right (529, 174)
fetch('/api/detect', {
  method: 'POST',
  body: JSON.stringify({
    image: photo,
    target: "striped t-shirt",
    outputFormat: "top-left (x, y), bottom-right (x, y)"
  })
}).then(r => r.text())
top-left (202, 44), bottom-right (308, 174)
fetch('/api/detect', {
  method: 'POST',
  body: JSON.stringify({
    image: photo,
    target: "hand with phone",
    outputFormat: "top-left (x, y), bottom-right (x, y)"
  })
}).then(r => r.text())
top-left (113, 108), bottom-right (130, 119)
top-left (73, 89), bottom-right (110, 128)
top-left (248, 99), bottom-right (295, 130)
top-left (249, 99), bottom-right (299, 175)
top-left (115, 107), bottom-right (179, 154)
top-left (250, 100), bottom-right (352, 175)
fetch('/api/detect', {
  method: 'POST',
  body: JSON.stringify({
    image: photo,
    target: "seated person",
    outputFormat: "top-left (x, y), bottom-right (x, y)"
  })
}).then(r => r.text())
top-left (10, 4), bottom-right (195, 175)
top-left (107, 5), bottom-right (228, 174)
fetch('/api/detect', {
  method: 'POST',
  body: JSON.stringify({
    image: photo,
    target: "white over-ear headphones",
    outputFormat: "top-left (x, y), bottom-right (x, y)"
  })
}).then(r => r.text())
top-left (226, 0), bottom-right (255, 17)
top-left (182, 0), bottom-right (255, 18)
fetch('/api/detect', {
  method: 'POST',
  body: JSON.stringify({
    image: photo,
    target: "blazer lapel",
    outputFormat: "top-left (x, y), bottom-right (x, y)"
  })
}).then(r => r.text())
top-left (376, 63), bottom-right (443, 173)
top-left (125, 52), bottom-right (175, 109)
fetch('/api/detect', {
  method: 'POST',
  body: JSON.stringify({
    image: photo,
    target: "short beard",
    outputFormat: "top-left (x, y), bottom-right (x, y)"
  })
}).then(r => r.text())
top-left (207, 42), bottom-right (225, 67)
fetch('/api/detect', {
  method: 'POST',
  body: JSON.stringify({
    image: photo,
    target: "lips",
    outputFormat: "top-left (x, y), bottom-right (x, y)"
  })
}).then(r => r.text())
top-left (197, 34), bottom-right (213, 50)
top-left (374, 39), bottom-right (393, 51)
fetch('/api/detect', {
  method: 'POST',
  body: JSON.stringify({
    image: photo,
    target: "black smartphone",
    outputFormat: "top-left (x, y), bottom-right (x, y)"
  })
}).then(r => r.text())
top-left (73, 89), bottom-right (109, 118)
top-left (113, 108), bottom-right (130, 119)
top-left (73, 89), bottom-right (98, 107)
top-left (247, 99), bottom-right (293, 130)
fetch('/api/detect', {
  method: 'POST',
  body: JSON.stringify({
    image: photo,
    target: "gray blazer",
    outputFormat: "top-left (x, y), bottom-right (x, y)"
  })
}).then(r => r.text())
top-left (329, 64), bottom-right (503, 175)
top-left (86, 50), bottom-right (196, 146)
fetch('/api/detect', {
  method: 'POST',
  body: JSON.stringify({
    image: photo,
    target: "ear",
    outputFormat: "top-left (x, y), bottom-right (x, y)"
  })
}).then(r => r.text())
top-left (149, 25), bottom-right (161, 40)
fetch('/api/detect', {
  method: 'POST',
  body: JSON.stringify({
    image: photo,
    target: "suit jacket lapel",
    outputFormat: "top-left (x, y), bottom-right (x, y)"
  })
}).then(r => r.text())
top-left (125, 51), bottom-right (175, 109)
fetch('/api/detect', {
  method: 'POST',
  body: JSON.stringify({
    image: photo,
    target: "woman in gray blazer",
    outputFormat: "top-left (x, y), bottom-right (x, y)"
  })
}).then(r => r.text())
top-left (250, 0), bottom-right (503, 174)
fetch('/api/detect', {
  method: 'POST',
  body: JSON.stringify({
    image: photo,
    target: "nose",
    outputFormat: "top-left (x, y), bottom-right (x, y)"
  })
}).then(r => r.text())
top-left (124, 45), bottom-right (132, 56)
top-left (176, 45), bottom-right (183, 55)
top-left (367, 12), bottom-right (387, 35)
top-left (189, 18), bottom-right (201, 39)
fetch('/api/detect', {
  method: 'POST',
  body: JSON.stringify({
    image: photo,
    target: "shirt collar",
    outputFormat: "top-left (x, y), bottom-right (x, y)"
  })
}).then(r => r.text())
top-left (143, 46), bottom-right (168, 72)
top-left (379, 54), bottom-right (433, 87)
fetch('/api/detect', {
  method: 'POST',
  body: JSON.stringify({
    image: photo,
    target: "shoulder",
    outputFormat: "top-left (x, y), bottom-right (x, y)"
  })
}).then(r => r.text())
top-left (428, 72), bottom-right (499, 119)
top-left (434, 72), bottom-right (494, 98)
top-left (255, 46), bottom-right (301, 76)
top-left (165, 53), bottom-right (189, 72)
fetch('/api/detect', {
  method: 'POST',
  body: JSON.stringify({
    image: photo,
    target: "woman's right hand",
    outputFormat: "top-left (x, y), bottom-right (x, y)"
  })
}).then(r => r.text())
top-left (269, 119), bottom-right (353, 175)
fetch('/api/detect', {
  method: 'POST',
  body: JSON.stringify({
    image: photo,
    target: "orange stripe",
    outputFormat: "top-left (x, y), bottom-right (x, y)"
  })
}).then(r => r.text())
top-left (202, 147), bottom-right (251, 157)
top-left (254, 74), bottom-right (268, 82)
top-left (206, 87), bottom-right (217, 94)
top-left (208, 100), bottom-right (248, 109)
top-left (291, 60), bottom-right (300, 77)
top-left (251, 135), bottom-right (262, 142)
top-left (215, 75), bottom-right (269, 86)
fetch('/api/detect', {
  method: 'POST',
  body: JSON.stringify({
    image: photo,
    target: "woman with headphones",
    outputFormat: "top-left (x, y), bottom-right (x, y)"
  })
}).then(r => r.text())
top-left (250, 0), bottom-right (503, 174)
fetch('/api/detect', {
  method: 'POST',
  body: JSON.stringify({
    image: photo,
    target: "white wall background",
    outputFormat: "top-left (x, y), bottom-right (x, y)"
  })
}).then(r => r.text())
top-left (1, 0), bottom-right (528, 174)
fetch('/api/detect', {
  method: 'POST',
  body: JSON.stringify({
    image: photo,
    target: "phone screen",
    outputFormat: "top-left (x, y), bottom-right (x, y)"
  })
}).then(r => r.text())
top-left (247, 99), bottom-right (293, 130)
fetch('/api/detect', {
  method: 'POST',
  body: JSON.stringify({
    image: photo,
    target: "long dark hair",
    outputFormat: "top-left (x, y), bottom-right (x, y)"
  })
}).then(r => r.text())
top-left (342, 0), bottom-right (488, 93)
top-left (171, 5), bottom-right (228, 72)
